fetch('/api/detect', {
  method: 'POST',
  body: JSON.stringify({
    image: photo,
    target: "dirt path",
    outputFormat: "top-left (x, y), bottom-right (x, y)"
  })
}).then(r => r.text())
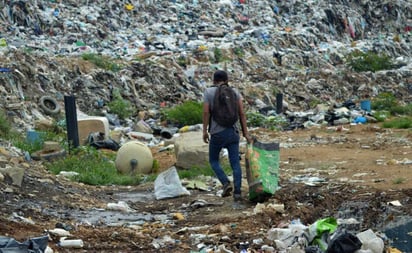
top-left (0, 124), bottom-right (411, 252)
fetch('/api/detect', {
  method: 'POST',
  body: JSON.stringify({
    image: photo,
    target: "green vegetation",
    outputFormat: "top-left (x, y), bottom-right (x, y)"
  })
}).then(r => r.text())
top-left (382, 117), bottom-right (412, 129)
top-left (82, 53), bottom-right (122, 72)
top-left (370, 93), bottom-right (412, 126)
top-left (177, 54), bottom-right (188, 67)
top-left (346, 50), bottom-right (394, 72)
top-left (373, 110), bottom-right (391, 122)
top-left (372, 92), bottom-right (398, 110)
top-left (309, 98), bottom-right (322, 108)
top-left (0, 109), bottom-right (11, 138)
top-left (13, 128), bottom-right (66, 154)
top-left (45, 144), bottom-right (231, 185)
top-left (178, 164), bottom-right (231, 179)
top-left (162, 100), bottom-right (203, 126)
top-left (246, 112), bottom-right (288, 131)
top-left (233, 47), bottom-right (245, 58)
top-left (392, 177), bottom-right (406, 184)
top-left (214, 47), bottom-right (223, 63)
top-left (108, 89), bottom-right (135, 120)
top-left (45, 147), bottom-right (144, 185)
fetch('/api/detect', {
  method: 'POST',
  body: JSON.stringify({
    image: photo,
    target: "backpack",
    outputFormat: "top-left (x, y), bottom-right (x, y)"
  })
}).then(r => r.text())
top-left (212, 84), bottom-right (239, 127)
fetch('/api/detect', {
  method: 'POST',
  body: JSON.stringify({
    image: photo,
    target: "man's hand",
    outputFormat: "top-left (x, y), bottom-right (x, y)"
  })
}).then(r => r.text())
top-left (203, 132), bottom-right (209, 143)
top-left (244, 134), bottom-right (253, 144)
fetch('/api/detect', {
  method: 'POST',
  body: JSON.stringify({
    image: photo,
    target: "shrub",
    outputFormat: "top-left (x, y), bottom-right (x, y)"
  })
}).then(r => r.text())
top-left (246, 112), bottom-right (287, 130)
top-left (82, 53), bottom-right (122, 72)
top-left (162, 101), bottom-right (203, 126)
top-left (0, 109), bottom-right (11, 138)
top-left (346, 50), bottom-right (394, 72)
top-left (372, 92), bottom-right (398, 110)
top-left (107, 90), bottom-right (134, 120)
top-left (214, 47), bottom-right (223, 63)
top-left (372, 93), bottom-right (412, 117)
top-left (373, 111), bottom-right (390, 122)
top-left (233, 47), bottom-right (245, 58)
top-left (382, 117), bottom-right (412, 129)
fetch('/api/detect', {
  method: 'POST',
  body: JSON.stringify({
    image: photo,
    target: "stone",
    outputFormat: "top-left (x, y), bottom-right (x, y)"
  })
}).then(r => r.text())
top-left (174, 132), bottom-right (209, 169)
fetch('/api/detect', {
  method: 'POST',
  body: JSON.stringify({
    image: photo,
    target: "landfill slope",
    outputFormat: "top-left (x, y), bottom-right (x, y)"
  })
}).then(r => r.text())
top-left (0, 1), bottom-right (411, 128)
top-left (0, 1), bottom-right (412, 253)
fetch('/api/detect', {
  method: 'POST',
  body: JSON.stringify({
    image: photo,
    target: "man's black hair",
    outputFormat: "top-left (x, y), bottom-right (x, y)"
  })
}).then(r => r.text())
top-left (213, 70), bottom-right (228, 82)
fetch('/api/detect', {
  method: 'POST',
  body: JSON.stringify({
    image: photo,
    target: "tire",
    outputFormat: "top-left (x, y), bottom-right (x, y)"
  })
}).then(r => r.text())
top-left (39, 96), bottom-right (61, 115)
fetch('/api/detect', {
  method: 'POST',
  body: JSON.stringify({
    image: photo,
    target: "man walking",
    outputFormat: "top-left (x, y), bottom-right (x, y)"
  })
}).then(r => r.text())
top-left (202, 70), bottom-right (251, 202)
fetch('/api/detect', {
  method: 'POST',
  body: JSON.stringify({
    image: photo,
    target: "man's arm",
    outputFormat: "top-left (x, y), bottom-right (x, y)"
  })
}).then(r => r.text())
top-left (238, 98), bottom-right (252, 143)
top-left (202, 102), bottom-right (210, 143)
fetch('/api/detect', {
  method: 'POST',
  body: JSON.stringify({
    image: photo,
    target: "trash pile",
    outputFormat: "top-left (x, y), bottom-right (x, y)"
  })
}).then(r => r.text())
top-left (0, 1), bottom-right (412, 252)
top-left (0, 0), bottom-right (411, 135)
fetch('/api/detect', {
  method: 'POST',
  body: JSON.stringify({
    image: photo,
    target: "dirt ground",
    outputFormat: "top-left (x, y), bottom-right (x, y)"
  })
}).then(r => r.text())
top-left (1, 123), bottom-right (411, 252)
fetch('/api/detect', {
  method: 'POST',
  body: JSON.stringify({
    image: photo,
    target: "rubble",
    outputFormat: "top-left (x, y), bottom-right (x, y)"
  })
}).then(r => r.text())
top-left (0, 0), bottom-right (411, 252)
top-left (0, 0), bottom-right (410, 135)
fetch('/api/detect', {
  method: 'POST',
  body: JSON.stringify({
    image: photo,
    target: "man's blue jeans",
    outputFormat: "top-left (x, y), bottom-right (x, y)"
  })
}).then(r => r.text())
top-left (209, 127), bottom-right (241, 195)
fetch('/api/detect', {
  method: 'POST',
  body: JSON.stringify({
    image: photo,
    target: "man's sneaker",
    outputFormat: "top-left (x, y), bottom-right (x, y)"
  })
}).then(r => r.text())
top-left (233, 193), bottom-right (242, 202)
top-left (222, 182), bottom-right (233, 197)
top-left (232, 193), bottom-right (245, 209)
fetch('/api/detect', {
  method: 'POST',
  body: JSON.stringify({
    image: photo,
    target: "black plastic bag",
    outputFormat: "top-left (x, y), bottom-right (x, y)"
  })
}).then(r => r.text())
top-left (87, 132), bottom-right (120, 151)
top-left (0, 235), bottom-right (48, 253)
top-left (326, 230), bottom-right (362, 253)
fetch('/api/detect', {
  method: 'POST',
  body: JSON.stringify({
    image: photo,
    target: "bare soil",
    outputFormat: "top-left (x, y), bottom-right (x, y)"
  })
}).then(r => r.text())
top-left (1, 123), bottom-right (411, 252)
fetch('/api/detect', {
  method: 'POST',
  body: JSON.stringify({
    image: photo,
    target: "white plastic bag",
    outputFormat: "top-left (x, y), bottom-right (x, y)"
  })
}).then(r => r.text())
top-left (154, 166), bottom-right (190, 200)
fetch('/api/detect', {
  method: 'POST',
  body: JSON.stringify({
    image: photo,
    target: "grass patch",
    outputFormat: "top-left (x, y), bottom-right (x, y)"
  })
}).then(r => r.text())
top-left (372, 92), bottom-right (398, 111)
top-left (108, 89), bottom-right (135, 120)
top-left (10, 127), bottom-right (67, 154)
top-left (177, 163), bottom-right (232, 180)
top-left (82, 53), bottom-right (123, 72)
top-left (233, 47), bottom-right (245, 58)
top-left (214, 47), bottom-right (223, 63)
top-left (162, 100), bottom-right (203, 126)
top-left (45, 146), bottom-right (231, 186)
top-left (382, 117), bottom-right (412, 129)
top-left (392, 177), bottom-right (406, 184)
top-left (373, 110), bottom-right (391, 122)
top-left (371, 93), bottom-right (412, 123)
top-left (0, 109), bottom-right (11, 138)
top-left (45, 147), bottom-right (143, 186)
top-left (246, 112), bottom-right (287, 130)
top-left (346, 50), bottom-right (394, 72)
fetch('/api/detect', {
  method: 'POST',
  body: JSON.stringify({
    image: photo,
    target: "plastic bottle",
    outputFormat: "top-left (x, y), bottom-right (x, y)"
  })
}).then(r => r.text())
top-left (58, 239), bottom-right (84, 248)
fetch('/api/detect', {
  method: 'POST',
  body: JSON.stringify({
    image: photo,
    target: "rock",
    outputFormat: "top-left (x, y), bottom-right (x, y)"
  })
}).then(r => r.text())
top-left (174, 132), bottom-right (209, 169)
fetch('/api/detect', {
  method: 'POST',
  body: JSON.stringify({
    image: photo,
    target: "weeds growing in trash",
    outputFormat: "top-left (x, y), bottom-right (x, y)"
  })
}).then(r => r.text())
top-left (246, 112), bottom-right (288, 131)
top-left (161, 100), bottom-right (203, 126)
top-left (81, 53), bottom-right (123, 72)
top-left (346, 50), bottom-right (394, 72)
top-left (108, 89), bottom-right (135, 120)
top-left (233, 47), bottom-right (245, 58)
top-left (43, 143), bottom-right (231, 186)
top-left (372, 92), bottom-right (399, 111)
top-left (371, 92), bottom-right (412, 124)
top-left (213, 47), bottom-right (224, 63)
top-left (382, 117), bottom-right (412, 129)
top-left (7, 126), bottom-right (65, 154)
top-left (392, 177), bottom-right (406, 185)
top-left (0, 109), bottom-right (11, 138)
top-left (178, 164), bottom-right (232, 179)
top-left (45, 146), bottom-right (145, 186)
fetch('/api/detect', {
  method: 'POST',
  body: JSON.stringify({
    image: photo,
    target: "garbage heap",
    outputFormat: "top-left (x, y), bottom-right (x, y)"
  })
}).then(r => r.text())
top-left (0, 0), bottom-right (411, 132)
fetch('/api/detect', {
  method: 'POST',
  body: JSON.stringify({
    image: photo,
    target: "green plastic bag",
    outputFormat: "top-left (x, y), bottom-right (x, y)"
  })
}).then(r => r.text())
top-left (246, 139), bottom-right (280, 202)
top-left (309, 217), bottom-right (338, 251)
